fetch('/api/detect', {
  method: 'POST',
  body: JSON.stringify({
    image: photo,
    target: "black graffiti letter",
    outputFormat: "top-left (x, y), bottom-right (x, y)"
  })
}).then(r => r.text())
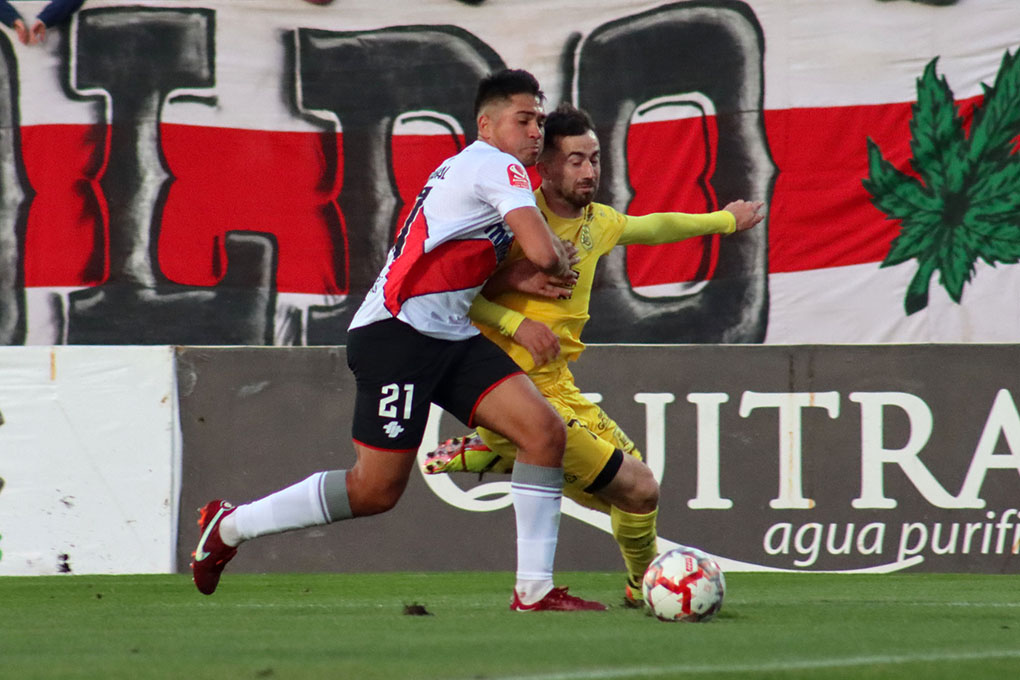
top-left (0, 34), bottom-right (30, 345)
top-left (576, 1), bottom-right (775, 343)
top-left (294, 26), bottom-right (504, 343)
top-left (66, 7), bottom-right (276, 344)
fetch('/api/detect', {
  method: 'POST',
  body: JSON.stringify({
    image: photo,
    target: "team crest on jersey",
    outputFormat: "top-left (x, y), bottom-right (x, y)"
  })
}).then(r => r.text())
top-left (507, 164), bottom-right (530, 189)
top-left (579, 209), bottom-right (595, 250)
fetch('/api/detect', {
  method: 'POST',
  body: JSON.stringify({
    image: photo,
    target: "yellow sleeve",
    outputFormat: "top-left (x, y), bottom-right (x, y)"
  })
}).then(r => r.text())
top-left (468, 295), bottom-right (526, 338)
top-left (592, 205), bottom-right (630, 255)
top-left (617, 210), bottom-right (736, 246)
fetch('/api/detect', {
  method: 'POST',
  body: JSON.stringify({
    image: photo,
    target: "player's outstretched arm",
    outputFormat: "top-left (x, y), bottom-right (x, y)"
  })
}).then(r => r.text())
top-left (617, 201), bottom-right (765, 246)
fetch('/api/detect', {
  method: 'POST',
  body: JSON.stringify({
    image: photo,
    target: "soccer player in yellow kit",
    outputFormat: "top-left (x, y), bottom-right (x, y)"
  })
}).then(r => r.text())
top-left (425, 103), bottom-right (764, 604)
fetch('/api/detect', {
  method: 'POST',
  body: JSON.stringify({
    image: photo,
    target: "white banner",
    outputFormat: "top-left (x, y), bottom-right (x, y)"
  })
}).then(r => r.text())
top-left (0, 346), bottom-right (179, 575)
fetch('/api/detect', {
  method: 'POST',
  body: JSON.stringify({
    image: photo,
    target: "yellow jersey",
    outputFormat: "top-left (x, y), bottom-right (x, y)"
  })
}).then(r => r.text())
top-left (470, 188), bottom-right (735, 382)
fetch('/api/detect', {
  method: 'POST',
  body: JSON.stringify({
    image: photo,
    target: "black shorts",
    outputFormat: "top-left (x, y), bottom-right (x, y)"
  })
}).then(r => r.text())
top-left (346, 318), bottom-right (523, 451)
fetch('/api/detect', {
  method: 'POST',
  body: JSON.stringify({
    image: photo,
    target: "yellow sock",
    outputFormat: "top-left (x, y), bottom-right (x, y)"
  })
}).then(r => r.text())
top-left (610, 506), bottom-right (659, 593)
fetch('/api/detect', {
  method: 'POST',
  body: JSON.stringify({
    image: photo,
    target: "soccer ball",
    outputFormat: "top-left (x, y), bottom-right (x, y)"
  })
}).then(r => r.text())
top-left (642, 546), bottom-right (725, 622)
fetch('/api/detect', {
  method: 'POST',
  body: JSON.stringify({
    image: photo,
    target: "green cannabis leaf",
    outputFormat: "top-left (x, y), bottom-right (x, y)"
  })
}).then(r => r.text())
top-left (863, 49), bottom-right (1020, 314)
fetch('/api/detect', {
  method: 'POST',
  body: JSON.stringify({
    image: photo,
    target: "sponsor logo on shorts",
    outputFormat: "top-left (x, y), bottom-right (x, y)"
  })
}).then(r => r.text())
top-left (383, 421), bottom-right (405, 439)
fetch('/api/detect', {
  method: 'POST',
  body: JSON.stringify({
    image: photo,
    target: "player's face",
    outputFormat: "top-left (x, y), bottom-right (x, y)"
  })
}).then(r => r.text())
top-left (478, 93), bottom-right (546, 166)
top-left (541, 130), bottom-right (600, 210)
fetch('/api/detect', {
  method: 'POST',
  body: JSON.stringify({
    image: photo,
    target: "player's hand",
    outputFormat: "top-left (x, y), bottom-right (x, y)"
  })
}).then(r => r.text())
top-left (513, 318), bottom-right (559, 367)
top-left (549, 238), bottom-right (580, 281)
top-left (562, 239), bottom-right (580, 269)
top-left (486, 258), bottom-right (575, 300)
top-left (556, 239), bottom-right (580, 289)
top-left (723, 200), bottom-right (765, 231)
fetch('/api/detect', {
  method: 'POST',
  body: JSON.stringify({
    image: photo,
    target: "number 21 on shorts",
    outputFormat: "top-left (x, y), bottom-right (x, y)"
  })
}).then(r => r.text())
top-left (378, 383), bottom-right (414, 420)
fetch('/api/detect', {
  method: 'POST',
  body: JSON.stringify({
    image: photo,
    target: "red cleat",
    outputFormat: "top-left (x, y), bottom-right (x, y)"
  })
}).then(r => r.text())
top-left (510, 587), bottom-right (607, 612)
top-left (190, 500), bottom-right (238, 595)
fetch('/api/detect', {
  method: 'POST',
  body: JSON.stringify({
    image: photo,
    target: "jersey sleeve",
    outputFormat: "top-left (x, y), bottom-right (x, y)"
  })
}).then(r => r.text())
top-left (37, 0), bottom-right (85, 27)
top-left (0, 2), bottom-right (22, 28)
top-left (474, 153), bottom-right (538, 217)
top-left (468, 295), bottom-right (526, 338)
top-left (591, 205), bottom-right (630, 255)
top-left (617, 210), bottom-right (736, 246)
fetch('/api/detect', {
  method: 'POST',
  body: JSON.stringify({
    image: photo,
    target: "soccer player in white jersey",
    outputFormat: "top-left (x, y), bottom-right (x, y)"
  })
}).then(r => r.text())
top-left (191, 70), bottom-right (606, 612)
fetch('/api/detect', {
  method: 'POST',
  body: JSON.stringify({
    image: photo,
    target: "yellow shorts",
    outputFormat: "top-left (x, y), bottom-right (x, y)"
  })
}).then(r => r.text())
top-left (476, 366), bottom-right (642, 492)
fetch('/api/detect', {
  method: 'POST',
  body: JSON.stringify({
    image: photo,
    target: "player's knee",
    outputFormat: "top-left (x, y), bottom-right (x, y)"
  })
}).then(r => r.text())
top-left (356, 490), bottom-right (401, 517)
top-left (346, 470), bottom-right (407, 517)
top-left (604, 456), bottom-right (659, 514)
top-left (520, 410), bottom-right (566, 461)
top-left (548, 416), bottom-right (567, 454)
top-left (539, 413), bottom-right (567, 458)
top-left (631, 467), bottom-right (660, 514)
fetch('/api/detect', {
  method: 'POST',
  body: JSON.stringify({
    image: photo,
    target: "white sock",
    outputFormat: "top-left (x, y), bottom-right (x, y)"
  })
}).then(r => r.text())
top-left (516, 579), bottom-right (554, 603)
top-left (511, 462), bottom-right (563, 605)
top-left (221, 472), bottom-right (333, 546)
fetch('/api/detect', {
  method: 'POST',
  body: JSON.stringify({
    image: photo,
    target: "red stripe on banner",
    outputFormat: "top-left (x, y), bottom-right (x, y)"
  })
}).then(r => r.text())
top-left (18, 97), bottom-right (983, 293)
top-left (159, 124), bottom-right (344, 294)
top-left (622, 103), bottom-right (914, 285)
top-left (23, 123), bottom-right (347, 294)
top-left (764, 96), bottom-right (981, 275)
top-left (623, 96), bottom-right (982, 285)
top-left (21, 124), bottom-right (106, 286)
top-left (625, 116), bottom-right (720, 287)
top-left (763, 102), bottom-right (912, 275)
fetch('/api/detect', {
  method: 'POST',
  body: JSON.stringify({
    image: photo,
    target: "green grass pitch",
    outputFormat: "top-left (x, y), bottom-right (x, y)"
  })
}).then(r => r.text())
top-left (2, 571), bottom-right (1019, 679)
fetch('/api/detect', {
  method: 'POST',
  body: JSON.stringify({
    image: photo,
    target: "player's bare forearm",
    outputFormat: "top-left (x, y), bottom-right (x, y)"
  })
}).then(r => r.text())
top-left (482, 257), bottom-right (576, 300)
top-left (503, 206), bottom-right (573, 276)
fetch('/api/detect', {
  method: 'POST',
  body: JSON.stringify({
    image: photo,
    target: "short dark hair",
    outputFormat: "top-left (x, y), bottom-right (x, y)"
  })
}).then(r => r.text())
top-left (543, 103), bottom-right (595, 152)
top-left (474, 69), bottom-right (544, 117)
